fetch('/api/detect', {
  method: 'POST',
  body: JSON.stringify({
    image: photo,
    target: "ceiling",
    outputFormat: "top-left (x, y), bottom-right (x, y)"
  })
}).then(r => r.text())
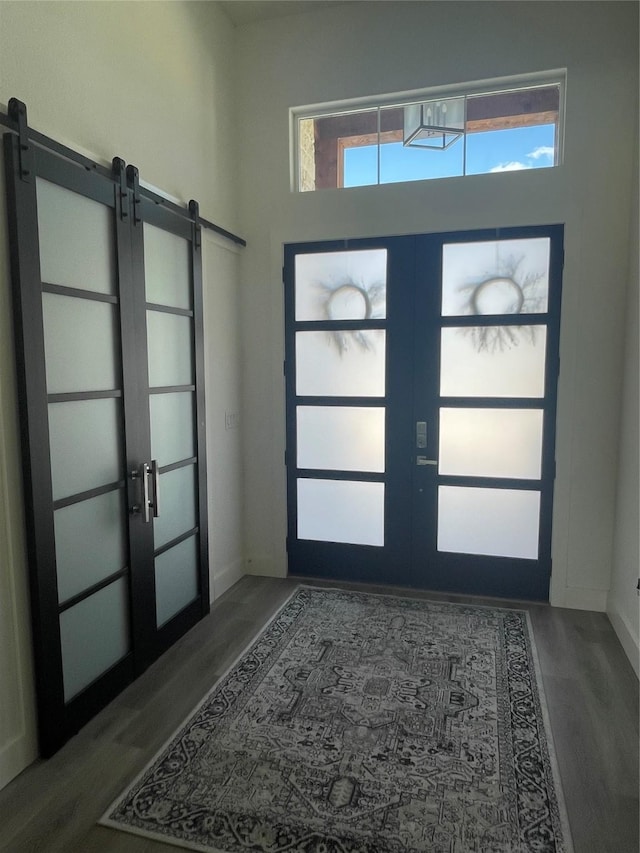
top-left (219, 1), bottom-right (350, 27)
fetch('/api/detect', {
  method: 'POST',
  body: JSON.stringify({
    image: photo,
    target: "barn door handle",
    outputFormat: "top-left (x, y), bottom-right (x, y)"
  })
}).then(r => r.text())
top-left (141, 462), bottom-right (151, 523)
top-left (131, 461), bottom-right (159, 522)
top-left (130, 464), bottom-right (149, 520)
top-left (150, 460), bottom-right (160, 518)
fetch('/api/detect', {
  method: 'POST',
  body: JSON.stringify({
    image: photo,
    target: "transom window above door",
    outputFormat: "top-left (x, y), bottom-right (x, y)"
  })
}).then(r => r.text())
top-left (293, 72), bottom-right (565, 191)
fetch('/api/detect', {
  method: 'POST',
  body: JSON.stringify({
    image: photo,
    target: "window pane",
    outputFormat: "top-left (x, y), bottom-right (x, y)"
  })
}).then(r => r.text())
top-left (466, 85), bottom-right (560, 126)
top-left (295, 249), bottom-right (387, 321)
top-left (465, 86), bottom-right (559, 176)
top-left (144, 223), bottom-right (191, 310)
top-left (60, 577), bottom-right (130, 702)
top-left (296, 330), bottom-right (385, 397)
top-left (438, 486), bottom-right (540, 559)
top-left (36, 178), bottom-right (115, 294)
top-left (155, 535), bottom-right (199, 628)
top-left (337, 109), bottom-right (379, 188)
top-left (297, 478), bottom-right (384, 546)
top-left (466, 124), bottom-right (556, 176)
top-left (440, 326), bottom-right (546, 398)
top-left (442, 238), bottom-right (550, 316)
top-left (43, 293), bottom-right (118, 394)
top-left (439, 408), bottom-right (543, 479)
top-left (344, 144), bottom-right (378, 188)
top-left (297, 406), bottom-right (385, 472)
top-left (48, 398), bottom-right (122, 500)
top-left (304, 109), bottom-right (379, 190)
top-left (55, 490), bottom-right (127, 604)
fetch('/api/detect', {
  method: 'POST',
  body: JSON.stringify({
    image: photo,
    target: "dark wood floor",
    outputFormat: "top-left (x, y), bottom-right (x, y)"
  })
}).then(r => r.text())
top-left (0, 576), bottom-right (637, 852)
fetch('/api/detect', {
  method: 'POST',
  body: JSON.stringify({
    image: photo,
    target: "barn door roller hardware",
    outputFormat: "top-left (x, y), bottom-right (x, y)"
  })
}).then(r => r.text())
top-left (0, 97), bottom-right (246, 246)
top-left (189, 199), bottom-right (201, 251)
top-left (126, 164), bottom-right (142, 225)
top-left (8, 98), bottom-right (33, 183)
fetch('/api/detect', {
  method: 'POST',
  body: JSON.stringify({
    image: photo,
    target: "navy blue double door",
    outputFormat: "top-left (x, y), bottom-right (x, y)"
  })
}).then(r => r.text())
top-left (284, 226), bottom-right (563, 601)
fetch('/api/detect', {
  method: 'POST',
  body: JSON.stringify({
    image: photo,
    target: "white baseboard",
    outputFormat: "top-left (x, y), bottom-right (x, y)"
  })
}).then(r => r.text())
top-left (212, 559), bottom-right (245, 601)
top-left (245, 555), bottom-right (287, 578)
top-left (0, 733), bottom-right (37, 792)
top-left (607, 607), bottom-right (640, 678)
top-left (552, 586), bottom-right (608, 612)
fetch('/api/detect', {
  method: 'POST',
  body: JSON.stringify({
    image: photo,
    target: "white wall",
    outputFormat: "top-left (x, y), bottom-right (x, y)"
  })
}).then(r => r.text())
top-left (235, 1), bottom-right (638, 615)
top-left (0, 1), bottom-right (243, 787)
top-left (203, 231), bottom-right (246, 599)
top-left (607, 131), bottom-right (639, 676)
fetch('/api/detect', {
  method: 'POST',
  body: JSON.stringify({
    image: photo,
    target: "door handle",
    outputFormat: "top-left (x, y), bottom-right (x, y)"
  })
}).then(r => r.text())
top-left (150, 459), bottom-right (160, 518)
top-left (416, 455), bottom-right (438, 466)
top-left (131, 461), bottom-right (160, 522)
top-left (141, 462), bottom-right (151, 523)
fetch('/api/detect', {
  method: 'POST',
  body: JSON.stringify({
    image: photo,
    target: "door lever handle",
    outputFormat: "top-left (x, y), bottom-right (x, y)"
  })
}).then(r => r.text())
top-left (416, 455), bottom-right (438, 466)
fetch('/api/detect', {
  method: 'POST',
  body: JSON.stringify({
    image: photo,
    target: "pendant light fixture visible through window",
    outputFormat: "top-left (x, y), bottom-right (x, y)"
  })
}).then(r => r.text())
top-left (403, 96), bottom-right (466, 150)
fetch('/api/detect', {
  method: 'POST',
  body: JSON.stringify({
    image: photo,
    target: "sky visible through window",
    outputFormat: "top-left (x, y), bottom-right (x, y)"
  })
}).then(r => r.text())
top-left (343, 124), bottom-right (556, 187)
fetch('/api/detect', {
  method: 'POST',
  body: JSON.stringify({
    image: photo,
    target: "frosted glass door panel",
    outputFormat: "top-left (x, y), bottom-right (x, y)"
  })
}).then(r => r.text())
top-left (439, 408), bottom-right (544, 479)
top-left (297, 478), bottom-right (384, 546)
top-left (150, 392), bottom-right (194, 467)
top-left (442, 238), bottom-right (550, 316)
top-left (438, 486), bottom-right (540, 559)
top-left (153, 465), bottom-right (196, 549)
top-left (36, 178), bottom-right (115, 294)
top-left (155, 535), bottom-right (199, 628)
top-left (297, 406), bottom-right (385, 472)
top-left (147, 311), bottom-right (193, 388)
top-left (440, 327), bottom-right (547, 398)
top-left (43, 294), bottom-right (118, 393)
top-left (296, 331), bottom-right (385, 397)
top-left (144, 223), bottom-right (191, 310)
top-left (295, 249), bottom-right (387, 320)
top-left (60, 577), bottom-right (130, 702)
top-left (55, 490), bottom-right (126, 604)
top-left (49, 399), bottom-right (122, 499)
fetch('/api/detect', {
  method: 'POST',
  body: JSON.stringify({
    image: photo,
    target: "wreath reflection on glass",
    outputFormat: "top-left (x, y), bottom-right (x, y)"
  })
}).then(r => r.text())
top-left (457, 254), bottom-right (546, 352)
top-left (316, 278), bottom-right (386, 354)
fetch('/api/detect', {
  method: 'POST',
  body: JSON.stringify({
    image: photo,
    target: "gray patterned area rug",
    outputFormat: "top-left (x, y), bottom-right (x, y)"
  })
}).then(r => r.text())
top-left (101, 586), bottom-right (573, 852)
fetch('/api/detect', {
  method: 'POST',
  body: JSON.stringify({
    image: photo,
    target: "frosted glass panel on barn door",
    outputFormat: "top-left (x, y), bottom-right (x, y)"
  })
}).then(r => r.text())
top-left (143, 221), bottom-right (200, 629)
top-left (35, 175), bottom-right (132, 711)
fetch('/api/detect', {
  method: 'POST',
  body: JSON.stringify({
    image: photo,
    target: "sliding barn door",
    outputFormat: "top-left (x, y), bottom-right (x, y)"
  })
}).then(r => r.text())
top-left (4, 135), bottom-right (209, 756)
top-left (130, 178), bottom-right (209, 661)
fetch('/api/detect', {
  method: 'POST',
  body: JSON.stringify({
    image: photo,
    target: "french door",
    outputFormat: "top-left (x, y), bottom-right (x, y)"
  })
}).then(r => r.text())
top-left (284, 226), bottom-right (563, 600)
top-left (4, 134), bottom-right (209, 755)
